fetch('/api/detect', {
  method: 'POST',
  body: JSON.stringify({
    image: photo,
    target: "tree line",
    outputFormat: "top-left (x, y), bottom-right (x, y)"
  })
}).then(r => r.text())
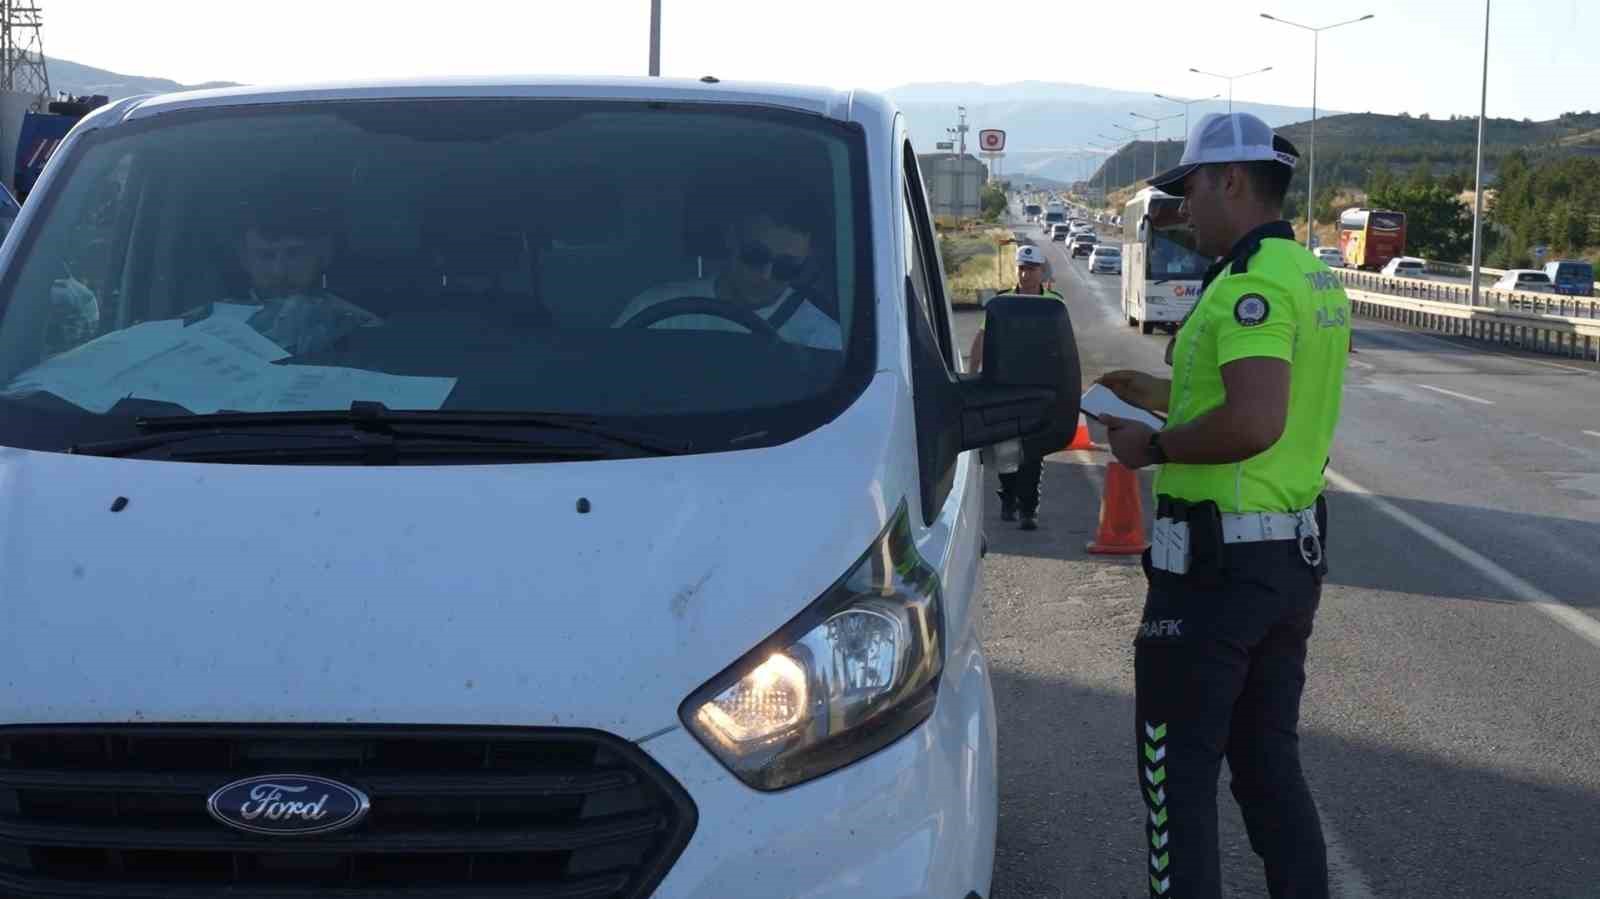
top-left (1484, 153), bottom-right (1600, 267)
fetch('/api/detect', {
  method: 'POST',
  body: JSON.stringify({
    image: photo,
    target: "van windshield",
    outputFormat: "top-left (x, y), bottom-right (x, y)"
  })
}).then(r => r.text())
top-left (0, 99), bottom-right (874, 459)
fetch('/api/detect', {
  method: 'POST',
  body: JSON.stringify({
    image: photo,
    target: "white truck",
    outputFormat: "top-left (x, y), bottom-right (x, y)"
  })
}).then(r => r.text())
top-left (1043, 201), bottom-right (1067, 232)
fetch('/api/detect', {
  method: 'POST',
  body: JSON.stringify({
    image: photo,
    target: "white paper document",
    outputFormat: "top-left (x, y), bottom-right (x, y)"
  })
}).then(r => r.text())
top-left (1080, 383), bottom-right (1166, 431)
top-left (4, 317), bottom-right (456, 414)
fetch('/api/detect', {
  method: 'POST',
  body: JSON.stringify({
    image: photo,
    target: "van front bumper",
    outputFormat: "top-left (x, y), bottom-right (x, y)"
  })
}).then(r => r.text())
top-left (640, 638), bottom-right (998, 898)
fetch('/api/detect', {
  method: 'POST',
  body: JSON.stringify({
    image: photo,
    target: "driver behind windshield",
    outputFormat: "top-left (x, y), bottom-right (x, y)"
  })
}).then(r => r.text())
top-left (610, 196), bottom-right (842, 351)
top-left (189, 207), bottom-right (382, 356)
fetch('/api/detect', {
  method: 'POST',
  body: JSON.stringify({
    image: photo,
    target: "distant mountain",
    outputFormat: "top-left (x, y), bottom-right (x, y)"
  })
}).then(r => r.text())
top-left (44, 57), bottom-right (240, 101)
top-left (887, 80), bottom-right (1323, 184)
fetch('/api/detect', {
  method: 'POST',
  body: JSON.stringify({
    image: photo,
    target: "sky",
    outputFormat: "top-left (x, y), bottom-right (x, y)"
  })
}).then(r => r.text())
top-left (44, 0), bottom-right (1597, 123)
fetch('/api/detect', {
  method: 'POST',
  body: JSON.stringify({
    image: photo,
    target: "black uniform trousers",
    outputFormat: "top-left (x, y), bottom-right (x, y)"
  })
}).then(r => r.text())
top-left (997, 455), bottom-right (1043, 516)
top-left (1134, 520), bottom-right (1329, 899)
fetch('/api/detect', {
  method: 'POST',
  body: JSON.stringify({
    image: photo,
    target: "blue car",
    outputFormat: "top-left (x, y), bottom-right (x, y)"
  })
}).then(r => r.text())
top-left (1544, 260), bottom-right (1595, 297)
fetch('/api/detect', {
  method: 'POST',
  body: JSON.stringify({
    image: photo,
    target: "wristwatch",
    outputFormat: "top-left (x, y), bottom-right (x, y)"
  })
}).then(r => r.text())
top-left (1147, 431), bottom-right (1169, 466)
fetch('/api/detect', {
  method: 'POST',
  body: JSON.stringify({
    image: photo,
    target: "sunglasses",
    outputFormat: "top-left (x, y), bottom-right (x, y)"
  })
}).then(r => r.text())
top-left (739, 241), bottom-right (809, 281)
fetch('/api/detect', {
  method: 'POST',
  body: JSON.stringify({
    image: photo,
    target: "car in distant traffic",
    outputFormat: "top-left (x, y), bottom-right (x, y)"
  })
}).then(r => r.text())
top-left (1088, 245), bottom-right (1121, 274)
top-left (1070, 233), bottom-right (1097, 257)
top-left (1314, 246), bottom-right (1344, 268)
top-left (1491, 269), bottom-right (1554, 294)
top-left (1380, 256), bottom-right (1428, 280)
top-left (1543, 259), bottom-right (1595, 296)
top-left (1052, 223), bottom-right (1071, 241)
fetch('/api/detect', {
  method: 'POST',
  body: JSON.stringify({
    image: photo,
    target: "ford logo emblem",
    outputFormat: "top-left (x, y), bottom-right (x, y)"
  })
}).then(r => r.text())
top-left (206, 774), bottom-right (370, 837)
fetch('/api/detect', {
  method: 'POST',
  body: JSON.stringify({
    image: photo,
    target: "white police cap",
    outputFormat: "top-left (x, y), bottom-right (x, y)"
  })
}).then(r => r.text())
top-left (1149, 112), bottom-right (1300, 197)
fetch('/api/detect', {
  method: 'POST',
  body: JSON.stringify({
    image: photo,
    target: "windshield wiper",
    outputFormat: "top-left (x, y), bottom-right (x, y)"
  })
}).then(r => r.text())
top-left (70, 428), bottom-right (371, 459)
top-left (74, 402), bottom-right (694, 460)
top-left (67, 428), bottom-right (615, 463)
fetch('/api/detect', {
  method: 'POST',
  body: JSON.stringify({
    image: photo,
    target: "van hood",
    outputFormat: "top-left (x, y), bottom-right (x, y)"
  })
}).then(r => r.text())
top-left (0, 376), bottom-right (907, 740)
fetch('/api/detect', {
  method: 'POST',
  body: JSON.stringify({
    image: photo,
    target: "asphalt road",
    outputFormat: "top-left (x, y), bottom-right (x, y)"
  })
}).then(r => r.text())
top-left (974, 210), bottom-right (1600, 897)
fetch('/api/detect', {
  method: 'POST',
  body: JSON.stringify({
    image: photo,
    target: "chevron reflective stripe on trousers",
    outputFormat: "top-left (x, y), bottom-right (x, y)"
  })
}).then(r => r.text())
top-left (1144, 721), bottom-right (1170, 896)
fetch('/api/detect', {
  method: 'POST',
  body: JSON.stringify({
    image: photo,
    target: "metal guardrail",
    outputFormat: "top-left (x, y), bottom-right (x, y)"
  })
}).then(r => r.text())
top-left (1419, 260), bottom-right (1597, 297)
top-left (1336, 269), bottom-right (1600, 320)
top-left (1341, 274), bottom-right (1600, 363)
top-left (1423, 260), bottom-right (1504, 280)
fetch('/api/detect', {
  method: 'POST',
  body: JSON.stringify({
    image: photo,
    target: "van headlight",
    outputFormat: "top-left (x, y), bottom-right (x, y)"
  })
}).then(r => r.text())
top-left (679, 504), bottom-right (943, 791)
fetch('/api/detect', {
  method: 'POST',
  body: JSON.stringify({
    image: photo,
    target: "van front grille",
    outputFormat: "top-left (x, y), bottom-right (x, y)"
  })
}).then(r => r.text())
top-left (0, 725), bottom-right (696, 898)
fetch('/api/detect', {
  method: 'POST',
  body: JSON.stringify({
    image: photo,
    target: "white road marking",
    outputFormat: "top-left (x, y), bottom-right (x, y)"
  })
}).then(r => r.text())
top-left (1416, 384), bottom-right (1495, 405)
top-left (1531, 434), bottom-right (1599, 458)
top-left (1585, 430), bottom-right (1600, 439)
top-left (1347, 358), bottom-right (1376, 370)
top-left (1327, 468), bottom-right (1600, 652)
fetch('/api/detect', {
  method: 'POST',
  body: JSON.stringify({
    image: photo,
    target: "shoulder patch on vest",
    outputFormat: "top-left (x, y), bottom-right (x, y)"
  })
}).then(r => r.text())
top-left (1233, 294), bottom-right (1269, 327)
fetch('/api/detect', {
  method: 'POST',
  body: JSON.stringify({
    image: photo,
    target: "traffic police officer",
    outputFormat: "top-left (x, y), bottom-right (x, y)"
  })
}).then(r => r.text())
top-left (1096, 112), bottom-right (1349, 899)
top-left (971, 244), bottom-right (1064, 530)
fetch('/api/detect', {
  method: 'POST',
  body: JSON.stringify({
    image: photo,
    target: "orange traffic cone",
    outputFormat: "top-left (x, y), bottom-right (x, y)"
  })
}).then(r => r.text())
top-left (1065, 414), bottom-right (1094, 451)
top-left (1086, 462), bottom-right (1149, 555)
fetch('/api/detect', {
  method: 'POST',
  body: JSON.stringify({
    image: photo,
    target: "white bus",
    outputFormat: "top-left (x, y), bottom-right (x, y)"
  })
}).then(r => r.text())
top-left (1121, 187), bottom-right (1211, 334)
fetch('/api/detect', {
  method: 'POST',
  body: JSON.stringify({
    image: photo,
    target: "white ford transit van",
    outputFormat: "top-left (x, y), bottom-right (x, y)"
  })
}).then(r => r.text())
top-left (0, 77), bottom-right (1079, 898)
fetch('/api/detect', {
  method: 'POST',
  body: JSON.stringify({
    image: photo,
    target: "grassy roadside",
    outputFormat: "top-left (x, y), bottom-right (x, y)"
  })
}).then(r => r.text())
top-left (940, 226), bottom-right (1014, 306)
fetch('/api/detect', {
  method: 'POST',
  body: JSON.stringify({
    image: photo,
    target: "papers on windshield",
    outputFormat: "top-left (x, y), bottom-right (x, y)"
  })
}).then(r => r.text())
top-left (4, 316), bottom-right (456, 414)
top-left (267, 366), bottom-right (456, 412)
top-left (1080, 383), bottom-right (1165, 431)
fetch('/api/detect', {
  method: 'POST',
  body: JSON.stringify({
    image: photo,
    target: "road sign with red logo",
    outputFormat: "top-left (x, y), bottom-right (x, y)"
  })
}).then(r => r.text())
top-left (978, 129), bottom-right (1006, 152)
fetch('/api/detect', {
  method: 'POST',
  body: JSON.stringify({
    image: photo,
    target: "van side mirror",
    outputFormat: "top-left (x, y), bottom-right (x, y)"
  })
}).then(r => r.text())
top-left (959, 294), bottom-right (1081, 453)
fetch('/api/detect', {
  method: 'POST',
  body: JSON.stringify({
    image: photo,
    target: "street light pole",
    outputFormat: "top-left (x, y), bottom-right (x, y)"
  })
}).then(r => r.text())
top-left (1090, 142), bottom-right (1116, 208)
top-left (1114, 122), bottom-right (1160, 183)
top-left (1099, 132), bottom-right (1132, 193)
top-left (1154, 92), bottom-right (1221, 140)
top-left (1130, 111), bottom-right (1183, 181)
top-left (1189, 66), bottom-right (1273, 114)
top-left (648, 0), bottom-right (661, 76)
top-left (1469, 0), bottom-right (1491, 308)
top-left (1261, 13), bottom-right (1376, 249)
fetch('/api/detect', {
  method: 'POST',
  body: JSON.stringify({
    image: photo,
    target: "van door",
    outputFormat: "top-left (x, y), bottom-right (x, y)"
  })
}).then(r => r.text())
top-left (900, 140), bottom-right (983, 636)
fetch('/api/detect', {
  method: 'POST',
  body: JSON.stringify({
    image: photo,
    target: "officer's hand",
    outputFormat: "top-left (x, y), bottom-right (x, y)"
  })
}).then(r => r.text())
top-left (1097, 370), bottom-right (1163, 411)
top-left (1101, 415), bottom-right (1156, 469)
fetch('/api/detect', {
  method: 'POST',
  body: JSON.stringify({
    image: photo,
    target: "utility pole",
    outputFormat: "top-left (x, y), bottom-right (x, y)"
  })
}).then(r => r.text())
top-left (648, 0), bottom-right (661, 76)
top-left (1, 0), bottom-right (51, 110)
top-left (1469, 0), bottom-right (1490, 308)
top-left (947, 106), bottom-right (970, 218)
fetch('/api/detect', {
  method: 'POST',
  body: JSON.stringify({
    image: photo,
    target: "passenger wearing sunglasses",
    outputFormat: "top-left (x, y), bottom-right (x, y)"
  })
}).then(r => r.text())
top-left (611, 207), bottom-right (842, 351)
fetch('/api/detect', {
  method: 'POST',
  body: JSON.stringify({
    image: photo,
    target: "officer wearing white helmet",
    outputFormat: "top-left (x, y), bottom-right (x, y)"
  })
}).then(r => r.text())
top-left (1095, 112), bottom-right (1350, 899)
top-left (969, 243), bottom-right (1063, 531)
